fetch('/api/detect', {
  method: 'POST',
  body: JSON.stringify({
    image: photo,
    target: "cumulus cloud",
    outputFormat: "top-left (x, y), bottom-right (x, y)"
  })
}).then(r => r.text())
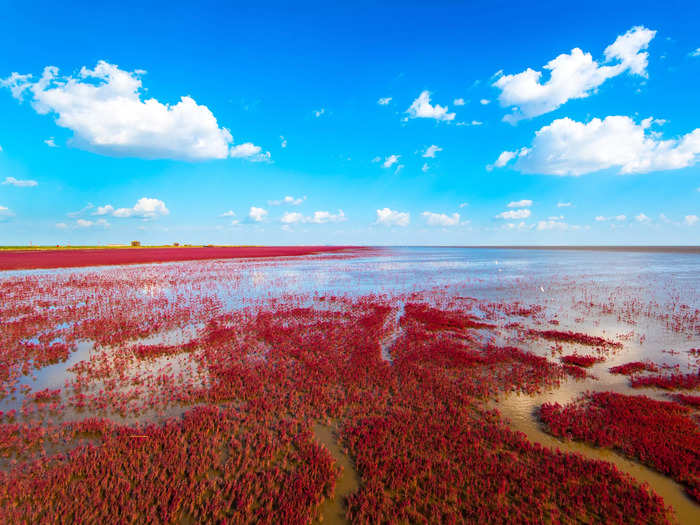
top-left (0, 61), bottom-right (266, 161)
top-left (382, 154), bottom-right (400, 168)
top-left (480, 99), bottom-right (490, 105)
top-left (219, 210), bottom-right (236, 217)
top-left (406, 91), bottom-right (455, 121)
top-left (487, 149), bottom-right (528, 171)
top-left (2, 176), bottom-right (38, 187)
top-left (230, 142), bottom-right (270, 162)
top-left (76, 218), bottom-right (110, 228)
top-left (635, 213), bottom-right (651, 223)
top-left (596, 214), bottom-right (627, 222)
top-left (112, 198), bottom-right (169, 219)
top-left (494, 26), bottom-right (656, 123)
top-left (378, 97), bottom-right (392, 105)
top-left (422, 211), bottom-right (461, 226)
top-left (691, 48), bottom-right (700, 57)
top-left (280, 210), bottom-right (346, 224)
top-left (308, 210), bottom-right (346, 223)
top-left (0, 205), bottom-right (14, 221)
top-left (684, 215), bottom-right (698, 226)
top-left (314, 108), bottom-right (325, 117)
top-left (453, 98), bottom-right (465, 106)
top-left (492, 116), bottom-right (700, 175)
top-left (93, 205), bottom-right (114, 215)
top-left (249, 206), bottom-right (268, 222)
top-left (496, 209), bottom-right (531, 220)
top-left (557, 202), bottom-right (572, 207)
top-left (421, 163), bottom-right (429, 173)
top-left (280, 136), bottom-right (287, 148)
top-left (44, 137), bottom-right (58, 148)
top-left (507, 199), bottom-right (532, 208)
top-left (268, 195), bottom-right (305, 206)
top-left (281, 211), bottom-right (304, 224)
top-left (376, 208), bottom-right (410, 226)
top-left (422, 145), bottom-right (442, 158)
top-left (536, 219), bottom-right (578, 231)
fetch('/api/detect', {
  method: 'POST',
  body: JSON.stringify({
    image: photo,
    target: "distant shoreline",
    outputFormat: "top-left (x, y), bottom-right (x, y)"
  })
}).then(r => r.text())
top-left (438, 245), bottom-right (700, 254)
top-left (0, 246), bottom-right (367, 271)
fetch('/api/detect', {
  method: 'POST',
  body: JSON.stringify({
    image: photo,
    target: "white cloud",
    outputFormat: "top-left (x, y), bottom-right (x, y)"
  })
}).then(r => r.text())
top-left (507, 199), bottom-right (532, 208)
top-left (0, 206), bottom-right (14, 221)
top-left (406, 91), bottom-right (455, 121)
top-left (268, 195), bottom-right (306, 206)
top-left (280, 136), bottom-right (287, 148)
top-left (219, 210), bottom-right (236, 217)
top-left (0, 61), bottom-right (265, 161)
top-left (422, 145), bottom-right (442, 158)
top-left (281, 211), bottom-right (304, 224)
top-left (480, 99), bottom-right (490, 105)
top-left (93, 204), bottom-right (114, 215)
top-left (314, 108), bottom-right (325, 117)
top-left (112, 198), bottom-right (169, 219)
top-left (421, 163), bottom-right (429, 173)
top-left (230, 142), bottom-right (270, 162)
top-left (376, 208), bottom-right (410, 226)
top-left (76, 218), bottom-right (110, 228)
top-left (459, 202), bottom-right (469, 208)
top-left (453, 98), bottom-right (465, 106)
top-left (280, 210), bottom-right (346, 225)
top-left (44, 137), bottom-right (58, 148)
top-left (422, 211), bottom-right (460, 226)
top-left (685, 215), bottom-right (699, 226)
top-left (536, 220), bottom-right (577, 231)
top-left (383, 154), bottom-right (400, 168)
top-left (557, 202), bottom-right (572, 207)
top-left (308, 210), bottom-right (346, 224)
top-left (496, 209), bottom-right (531, 220)
top-left (596, 214), bottom-right (627, 222)
top-left (487, 149), bottom-right (527, 171)
top-left (503, 221), bottom-right (532, 231)
top-left (691, 48), bottom-right (700, 57)
top-left (378, 97), bottom-right (392, 105)
top-left (249, 206), bottom-right (268, 222)
top-left (55, 222), bottom-right (67, 229)
top-left (494, 116), bottom-right (700, 175)
top-left (494, 26), bottom-right (656, 123)
top-left (635, 213), bottom-right (651, 223)
top-left (2, 176), bottom-right (38, 187)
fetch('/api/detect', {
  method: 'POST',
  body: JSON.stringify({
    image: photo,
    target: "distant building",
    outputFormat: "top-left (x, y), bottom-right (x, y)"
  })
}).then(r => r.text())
top-left (131, 240), bottom-right (141, 247)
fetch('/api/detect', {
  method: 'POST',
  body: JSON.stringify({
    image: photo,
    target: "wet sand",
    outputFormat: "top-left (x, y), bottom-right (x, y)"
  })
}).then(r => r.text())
top-left (313, 423), bottom-right (360, 525)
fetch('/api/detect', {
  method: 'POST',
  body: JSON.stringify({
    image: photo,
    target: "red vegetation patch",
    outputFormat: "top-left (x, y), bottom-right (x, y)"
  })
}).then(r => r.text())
top-left (560, 354), bottom-right (605, 368)
top-left (0, 406), bottom-right (339, 524)
top-left (609, 361), bottom-right (660, 375)
top-left (344, 406), bottom-right (671, 524)
top-left (630, 371), bottom-right (700, 390)
top-left (540, 392), bottom-right (700, 502)
top-left (0, 246), bottom-right (364, 271)
top-left (402, 302), bottom-right (495, 331)
top-left (529, 329), bottom-right (622, 349)
top-left (670, 393), bottom-right (700, 408)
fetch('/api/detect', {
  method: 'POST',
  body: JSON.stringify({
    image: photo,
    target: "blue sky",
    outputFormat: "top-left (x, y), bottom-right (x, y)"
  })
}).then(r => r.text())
top-left (0, 1), bottom-right (698, 245)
